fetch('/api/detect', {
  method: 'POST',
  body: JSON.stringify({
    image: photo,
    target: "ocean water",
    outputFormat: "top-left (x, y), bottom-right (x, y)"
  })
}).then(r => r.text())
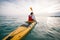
top-left (0, 16), bottom-right (60, 40)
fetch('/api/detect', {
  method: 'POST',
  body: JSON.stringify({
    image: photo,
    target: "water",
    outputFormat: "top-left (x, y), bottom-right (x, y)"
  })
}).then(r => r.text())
top-left (0, 16), bottom-right (24, 40)
top-left (0, 16), bottom-right (60, 40)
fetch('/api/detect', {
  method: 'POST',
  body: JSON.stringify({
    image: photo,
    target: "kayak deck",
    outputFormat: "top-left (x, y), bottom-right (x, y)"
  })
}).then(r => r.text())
top-left (3, 22), bottom-right (37, 40)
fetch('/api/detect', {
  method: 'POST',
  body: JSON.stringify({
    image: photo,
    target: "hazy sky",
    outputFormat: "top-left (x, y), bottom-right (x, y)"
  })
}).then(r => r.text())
top-left (0, 0), bottom-right (60, 16)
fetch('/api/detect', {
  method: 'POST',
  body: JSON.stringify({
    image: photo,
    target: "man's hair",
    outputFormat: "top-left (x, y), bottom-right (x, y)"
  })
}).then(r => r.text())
top-left (30, 12), bottom-right (33, 15)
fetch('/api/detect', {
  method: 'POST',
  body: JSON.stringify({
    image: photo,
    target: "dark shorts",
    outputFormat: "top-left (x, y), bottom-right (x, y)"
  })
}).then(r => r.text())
top-left (21, 22), bottom-right (32, 27)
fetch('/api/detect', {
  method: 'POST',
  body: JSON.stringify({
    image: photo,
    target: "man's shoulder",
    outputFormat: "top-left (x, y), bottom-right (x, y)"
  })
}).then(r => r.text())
top-left (29, 15), bottom-right (32, 16)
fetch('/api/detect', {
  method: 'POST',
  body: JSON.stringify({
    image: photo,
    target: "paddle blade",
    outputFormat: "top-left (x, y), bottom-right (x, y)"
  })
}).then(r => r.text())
top-left (30, 7), bottom-right (33, 11)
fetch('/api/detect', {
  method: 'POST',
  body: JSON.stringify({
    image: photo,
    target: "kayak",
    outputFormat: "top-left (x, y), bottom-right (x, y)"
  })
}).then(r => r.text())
top-left (3, 21), bottom-right (37, 40)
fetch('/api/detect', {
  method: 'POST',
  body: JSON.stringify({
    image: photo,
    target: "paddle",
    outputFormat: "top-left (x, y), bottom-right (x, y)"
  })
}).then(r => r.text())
top-left (30, 7), bottom-right (33, 12)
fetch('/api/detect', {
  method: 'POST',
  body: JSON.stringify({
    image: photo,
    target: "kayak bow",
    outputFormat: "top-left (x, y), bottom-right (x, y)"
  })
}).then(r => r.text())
top-left (3, 21), bottom-right (37, 40)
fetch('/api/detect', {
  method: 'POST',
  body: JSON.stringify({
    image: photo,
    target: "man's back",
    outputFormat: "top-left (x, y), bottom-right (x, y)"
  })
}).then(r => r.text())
top-left (28, 12), bottom-right (35, 22)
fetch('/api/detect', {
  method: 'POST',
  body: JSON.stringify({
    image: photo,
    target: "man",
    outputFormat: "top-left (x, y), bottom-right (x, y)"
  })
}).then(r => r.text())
top-left (25, 7), bottom-right (36, 27)
top-left (21, 7), bottom-right (36, 27)
top-left (28, 12), bottom-right (36, 23)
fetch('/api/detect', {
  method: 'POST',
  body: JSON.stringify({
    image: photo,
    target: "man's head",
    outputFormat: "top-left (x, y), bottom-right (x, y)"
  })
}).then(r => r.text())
top-left (30, 12), bottom-right (33, 15)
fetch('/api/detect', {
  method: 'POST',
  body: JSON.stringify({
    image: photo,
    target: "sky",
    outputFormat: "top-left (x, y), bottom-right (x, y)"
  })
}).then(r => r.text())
top-left (0, 0), bottom-right (60, 17)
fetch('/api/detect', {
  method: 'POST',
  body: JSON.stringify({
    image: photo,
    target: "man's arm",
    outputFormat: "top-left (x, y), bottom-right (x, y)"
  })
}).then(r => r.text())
top-left (32, 15), bottom-right (36, 21)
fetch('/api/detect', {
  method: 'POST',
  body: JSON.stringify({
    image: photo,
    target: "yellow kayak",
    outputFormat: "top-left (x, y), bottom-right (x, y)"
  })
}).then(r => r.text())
top-left (3, 21), bottom-right (37, 40)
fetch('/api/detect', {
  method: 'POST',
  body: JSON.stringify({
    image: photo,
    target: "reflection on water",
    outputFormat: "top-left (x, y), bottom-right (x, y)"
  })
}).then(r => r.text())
top-left (22, 17), bottom-right (60, 40)
top-left (0, 16), bottom-right (60, 40)
top-left (47, 17), bottom-right (60, 27)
